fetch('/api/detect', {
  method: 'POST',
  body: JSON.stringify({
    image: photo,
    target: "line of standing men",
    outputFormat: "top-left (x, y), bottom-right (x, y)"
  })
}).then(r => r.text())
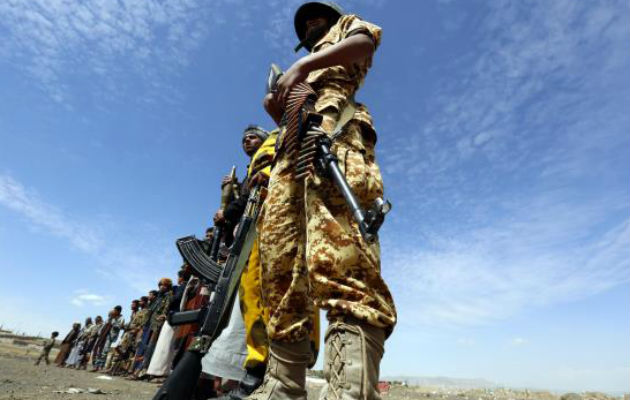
top-left (51, 306), bottom-right (125, 371)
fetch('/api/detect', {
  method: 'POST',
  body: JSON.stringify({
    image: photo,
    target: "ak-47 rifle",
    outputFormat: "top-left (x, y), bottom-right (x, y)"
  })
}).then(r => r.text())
top-left (267, 64), bottom-right (391, 243)
top-left (209, 166), bottom-right (238, 260)
top-left (153, 186), bottom-right (265, 400)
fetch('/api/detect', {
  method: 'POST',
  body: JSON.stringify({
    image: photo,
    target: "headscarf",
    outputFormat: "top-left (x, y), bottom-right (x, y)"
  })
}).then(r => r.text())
top-left (158, 277), bottom-right (173, 288)
top-left (242, 125), bottom-right (269, 142)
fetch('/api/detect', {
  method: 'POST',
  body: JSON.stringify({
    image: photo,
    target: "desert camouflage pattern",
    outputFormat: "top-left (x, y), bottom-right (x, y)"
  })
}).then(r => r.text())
top-left (307, 14), bottom-right (383, 143)
top-left (133, 308), bottom-right (150, 332)
top-left (259, 121), bottom-right (396, 343)
top-left (258, 13), bottom-right (396, 343)
top-left (117, 310), bottom-right (144, 354)
top-left (239, 131), bottom-right (321, 367)
top-left (241, 238), bottom-right (323, 367)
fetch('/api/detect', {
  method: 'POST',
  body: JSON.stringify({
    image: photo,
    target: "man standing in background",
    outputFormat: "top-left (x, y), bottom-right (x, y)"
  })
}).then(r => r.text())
top-left (34, 331), bottom-right (59, 366)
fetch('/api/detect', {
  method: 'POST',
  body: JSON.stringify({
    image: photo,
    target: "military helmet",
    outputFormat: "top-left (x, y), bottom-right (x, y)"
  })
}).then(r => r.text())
top-left (294, 2), bottom-right (343, 50)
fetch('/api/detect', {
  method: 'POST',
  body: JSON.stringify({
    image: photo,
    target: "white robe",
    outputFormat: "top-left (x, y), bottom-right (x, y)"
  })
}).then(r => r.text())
top-left (65, 341), bottom-right (83, 366)
top-left (146, 320), bottom-right (177, 376)
top-left (146, 282), bottom-right (194, 377)
top-left (201, 298), bottom-right (247, 381)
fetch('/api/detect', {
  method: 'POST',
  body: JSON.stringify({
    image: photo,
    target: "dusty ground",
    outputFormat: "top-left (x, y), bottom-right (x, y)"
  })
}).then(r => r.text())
top-left (0, 338), bottom-right (159, 400)
top-left (0, 337), bottom-right (626, 400)
top-left (0, 338), bottom-right (322, 400)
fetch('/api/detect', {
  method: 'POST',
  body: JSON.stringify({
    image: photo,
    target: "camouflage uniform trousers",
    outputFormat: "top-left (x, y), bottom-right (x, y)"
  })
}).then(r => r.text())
top-left (239, 239), bottom-right (321, 366)
top-left (258, 119), bottom-right (397, 343)
top-left (109, 331), bottom-right (135, 374)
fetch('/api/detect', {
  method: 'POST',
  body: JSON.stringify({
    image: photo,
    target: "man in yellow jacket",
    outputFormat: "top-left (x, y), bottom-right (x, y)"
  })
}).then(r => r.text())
top-left (213, 125), bottom-right (275, 399)
top-left (216, 126), bottom-right (319, 400)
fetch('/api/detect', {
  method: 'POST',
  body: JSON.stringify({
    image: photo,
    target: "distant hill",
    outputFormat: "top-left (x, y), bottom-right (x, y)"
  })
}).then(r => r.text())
top-left (383, 375), bottom-right (497, 389)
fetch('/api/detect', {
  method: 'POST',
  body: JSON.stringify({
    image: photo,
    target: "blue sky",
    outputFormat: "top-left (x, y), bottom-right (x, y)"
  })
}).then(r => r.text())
top-left (0, 0), bottom-right (628, 393)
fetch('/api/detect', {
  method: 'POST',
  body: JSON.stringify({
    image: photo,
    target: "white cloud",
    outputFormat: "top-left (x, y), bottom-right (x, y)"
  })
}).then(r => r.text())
top-left (510, 337), bottom-right (527, 346)
top-left (376, 0), bottom-right (629, 329)
top-left (0, 0), bottom-right (217, 104)
top-left (70, 290), bottom-right (109, 307)
top-left (457, 337), bottom-right (475, 346)
top-left (0, 0), bottom-right (391, 104)
top-left (0, 174), bottom-right (102, 252)
top-left (384, 193), bottom-right (629, 327)
top-left (382, 0), bottom-right (629, 195)
top-left (0, 173), bottom-right (177, 295)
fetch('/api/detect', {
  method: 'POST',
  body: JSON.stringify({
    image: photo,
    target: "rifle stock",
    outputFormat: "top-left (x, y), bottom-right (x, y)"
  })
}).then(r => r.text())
top-left (168, 309), bottom-right (207, 327)
top-left (208, 224), bottom-right (222, 261)
top-left (152, 351), bottom-right (203, 400)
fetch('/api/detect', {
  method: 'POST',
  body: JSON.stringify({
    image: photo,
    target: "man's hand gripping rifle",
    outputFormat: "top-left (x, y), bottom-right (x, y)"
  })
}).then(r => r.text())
top-left (208, 166), bottom-right (239, 260)
top-left (268, 64), bottom-right (391, 243)
top-left (152, 185), bottom-right (265, 400)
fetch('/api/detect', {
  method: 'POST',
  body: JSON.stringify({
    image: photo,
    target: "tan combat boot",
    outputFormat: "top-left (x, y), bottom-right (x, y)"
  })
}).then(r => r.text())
top-left (247, 339), bottom-right (311, 400)
top-left (319, 317), bottom-right (385, 400)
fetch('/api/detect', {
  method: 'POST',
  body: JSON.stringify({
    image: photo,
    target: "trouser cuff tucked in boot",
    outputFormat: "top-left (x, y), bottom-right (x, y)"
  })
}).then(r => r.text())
top-left (246, 339), bottom-right (311, 400)
top-left (319, 317), bottom-right (386, 400)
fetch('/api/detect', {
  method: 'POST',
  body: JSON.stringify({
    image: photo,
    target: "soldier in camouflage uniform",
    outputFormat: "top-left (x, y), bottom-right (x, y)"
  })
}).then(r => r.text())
top-left (129, 296), bottom-right (152, 376)
top-left (107, 299), bottom-right (140, 375)
top-left (252, 3), bottom-right (396, 400)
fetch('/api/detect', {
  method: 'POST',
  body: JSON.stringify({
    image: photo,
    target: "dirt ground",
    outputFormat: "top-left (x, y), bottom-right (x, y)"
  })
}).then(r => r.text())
top-left (0, 339), bottom-right (157, 400)
top-left (0, 338), bottom-right (324, 400)
top-left (0, 338), bottom-right (626, 400)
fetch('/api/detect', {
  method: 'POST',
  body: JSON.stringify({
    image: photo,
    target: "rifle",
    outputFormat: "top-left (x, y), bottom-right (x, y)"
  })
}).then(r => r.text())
top-left (153, 186), bottom-right (265, 400)
top-left (267, 64), bottom-right (391, 243)
top-left (208, 166), bottom-right (238, 260)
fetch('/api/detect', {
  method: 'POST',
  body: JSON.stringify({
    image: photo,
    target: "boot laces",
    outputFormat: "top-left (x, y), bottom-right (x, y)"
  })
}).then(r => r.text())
top-left (327, 329), bottom-right (349, 400)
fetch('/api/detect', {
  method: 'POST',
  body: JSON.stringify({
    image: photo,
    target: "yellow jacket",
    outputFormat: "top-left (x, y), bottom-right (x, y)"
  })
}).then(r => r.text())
top-left (240, 129), bottom-right (277, 368)
top-left (247, 129), bottom-right (278, 179)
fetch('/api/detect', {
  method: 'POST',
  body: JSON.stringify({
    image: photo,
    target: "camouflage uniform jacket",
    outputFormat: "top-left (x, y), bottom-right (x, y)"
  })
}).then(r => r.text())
top-left (124, 311), bottom-right (137, 331)
top-left (305, 14), bottom-right (382, 142)
top-left (134, 308), bottom-right (150, 329)
top-left (130, 308), bottom-right (150, 345)
top-left (88, 322), bottom-right (104, 339)
top-left (150, 291), bottom-right (173, 332)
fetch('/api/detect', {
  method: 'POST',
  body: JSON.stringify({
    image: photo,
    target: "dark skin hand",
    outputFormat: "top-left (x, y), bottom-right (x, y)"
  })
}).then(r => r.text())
top-left (270, 25), bottom-right (375, 112)
top-left (214, 209), bottom-right (225, 224)
top-left (248, 170), bottom-right (269, 189)
top-left (221, 175), bottom-right (234, 187)
top-left (264, 92), bottom-right (284, 125)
